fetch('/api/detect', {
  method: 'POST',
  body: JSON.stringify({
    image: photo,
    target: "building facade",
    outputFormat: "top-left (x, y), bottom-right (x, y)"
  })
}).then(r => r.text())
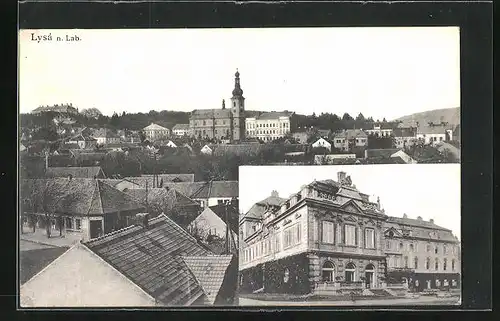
top-left (333, 130), bottom-right (368, 152)
top-left (239, 172), bottom-right (388, 295)
top-left (172, 124), bottom-right (190, 136)
top-left (189, 70), bottom-right (246, 142)
top-left (142, 123), bottom-right (171, 141)
top-left (245, 111), bottom-right (292, 142)
top-left (239, 172), bottom-right (461, 295)
top-left (383, 215), bottom-right (461, 292)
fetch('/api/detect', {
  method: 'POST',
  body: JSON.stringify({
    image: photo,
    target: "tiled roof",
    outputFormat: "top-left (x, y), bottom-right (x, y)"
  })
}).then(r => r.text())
top-left (92, 128), bottom-right (119, 138)
top-left (190, 109), bottom-right (232, 120)
top-left (243, 194), bottom-right (287, 220)
top-left (393, 127), bottom-right (417, 137)
top-left (417, 125), bottom-right (448, 135)
top-left (125, 188), bottom-right (200, 209)
top-left (365, 149), bottom-right (401, 159)
top-left (45, 166), bottom-right (104, 178)
top-left (386, 216), bottom-right (456, 240)
top-left (163, 181), bottom-right (238, 199)
top-left (20, 178), bottom-right (144, 215)
top-left (143, 123), bottom-right (169, 131)
top-left (20, 247), bottom-right (70, 285)
top-left (173, 124), bottom-right (189, 130)
top-left (335, 129), bottom-right (368, 139)
top-left (123, 174), bottom-right (195, 187)
top-left (182, 255), bottom-right (233, 305)
top-left (70, 134), bottom-right (97, 142)
top-left (84, 214), bottom-right (213, 306)
top-left (373, 123), bottom-right (395, 130)
top-left (69, 151), bottom-right (107, 163)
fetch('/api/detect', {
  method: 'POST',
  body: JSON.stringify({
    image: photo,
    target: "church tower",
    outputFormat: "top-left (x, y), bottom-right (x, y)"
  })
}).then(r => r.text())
top-left (230, 69), bottom-right (245, 141)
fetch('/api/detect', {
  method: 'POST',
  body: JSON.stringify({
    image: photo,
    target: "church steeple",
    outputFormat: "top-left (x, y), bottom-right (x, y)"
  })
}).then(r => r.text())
top-left (232, 69), bottom-right (243, 97)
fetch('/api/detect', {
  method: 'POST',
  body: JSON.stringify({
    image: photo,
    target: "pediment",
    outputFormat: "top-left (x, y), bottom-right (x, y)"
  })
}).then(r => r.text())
top-left (344, 215), bottom-right (358, 223)
top-left (384, 227), bottom-right (402, 238)
top-left (341, 200), bottom-right (363, 214)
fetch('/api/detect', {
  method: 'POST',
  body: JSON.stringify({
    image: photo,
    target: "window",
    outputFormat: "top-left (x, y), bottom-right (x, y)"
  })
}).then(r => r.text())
top-left (426, 257), bottom-right (430, 270)
top-left (414, 257), bottom-right (418, 269)
top-left (427, 244), bottom-right (431, 252)
top-left (451, 259), bottom-right (455, 271)
top-left (322, 261), bottom-right (335, 282)
top-left (399, 242), bottom-right (404, 250)
top-left (344, 224), bottom-right (356, 246)
top-left (404, 256), bottom-right (408, 268)
top-left (275, 235), bottom-right (281, 252)
top-left (443, 245), bottom-right (448, 255)
top-left (386, 240), bottom-right (391, 249)
top-left (345, 262), bottom-right (356, 283)
top-left (75, 218), bottom-right (81, 230)
top-left (203, 120), bottom-right (206, 125)
top-left (283, 268), bottom-right (290, 283)
top-left (435, 246), bottom-right (439, 254)
top-left (409, 244), bottom-right (414, 252)
top-left (233, 102), bottom-right (236, 107)
top-left (443, 258), bottom-right (447, 271)
top-left (435, 258), bottom-right (439, 270)
top-left (283, 223), bottom-right (301, 248)
top-left (322, 221), bottom-right (335, 244)
top-left (364, 228), bottom-right (375, 249)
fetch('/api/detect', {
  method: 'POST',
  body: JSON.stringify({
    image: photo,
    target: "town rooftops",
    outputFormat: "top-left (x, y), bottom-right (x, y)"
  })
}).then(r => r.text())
top-left (365, 149), bottom-right (402, 159)
top-left (417, 125), bottom-right (450, 135)
top-left (213, 144), bottom-right (263, 156)
top-left (92, 128), bottom-right (120, 138)
top-left (84, 214), bottom-right (228, 306)
top-left (143, 123), bottom-right (169, 131)
top-left (20, 178), bottom-right (145, 216)
top-left (125, 188), bottom-right (200, 209)
top-left (45, 166), bottom-right (105, 179)
top-left (335, 129), bottom-right (368, 139)
top-left (393, 127), bottom-right (417, 137)
top-left (208, 203), bottom-right (240, 233)
top-left (173, 124), bottom-right (190, 130)
top-left (162, 181), bottom-right (239, 199)
top-left (123, 174), bottom-right (195, 186)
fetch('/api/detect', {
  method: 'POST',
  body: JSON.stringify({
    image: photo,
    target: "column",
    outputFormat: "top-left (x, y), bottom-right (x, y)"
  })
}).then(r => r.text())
top-left (307, 253), bottom-right (321, 293)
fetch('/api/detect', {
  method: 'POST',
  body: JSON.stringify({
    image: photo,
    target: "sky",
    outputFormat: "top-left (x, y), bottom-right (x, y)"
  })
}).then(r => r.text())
top-left (19, 27), bottom-right (460, 119)
top-left (239, 164), bottom-right (461, 239)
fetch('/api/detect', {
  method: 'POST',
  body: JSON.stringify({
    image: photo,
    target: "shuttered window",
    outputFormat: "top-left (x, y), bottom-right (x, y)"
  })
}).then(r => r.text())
top-left (322, 221), bottom-right (335, 244)
top-left (345, 224), bottom-right (356, 246)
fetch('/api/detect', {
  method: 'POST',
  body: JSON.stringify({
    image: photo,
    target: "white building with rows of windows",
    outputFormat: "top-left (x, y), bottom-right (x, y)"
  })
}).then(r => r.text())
top-left (245, 111), bottom-right (293, 142)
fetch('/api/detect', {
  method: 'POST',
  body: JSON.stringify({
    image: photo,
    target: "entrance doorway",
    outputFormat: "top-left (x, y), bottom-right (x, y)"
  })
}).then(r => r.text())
top-left (345, 262), bottom-right (356, 283)
top-left (90, 220), bottom-right (103, 239)
top-left (365, 264), bottom-right (375, 288)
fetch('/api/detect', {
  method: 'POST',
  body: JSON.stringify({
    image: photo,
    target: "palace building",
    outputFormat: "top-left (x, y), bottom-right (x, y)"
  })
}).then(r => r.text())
top-left (239, 172), bottom-right (388, 295)
top-left (238, 172), bottom-right (461, 295)
top-left (189, 70), bottom-right (246, 142)
top-left (245, 111), bottom-right (293, 142)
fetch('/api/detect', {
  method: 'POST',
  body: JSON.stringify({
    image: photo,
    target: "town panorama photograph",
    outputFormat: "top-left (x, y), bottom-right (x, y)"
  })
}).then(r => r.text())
top-left (18, 27), bottom-right (460, 307)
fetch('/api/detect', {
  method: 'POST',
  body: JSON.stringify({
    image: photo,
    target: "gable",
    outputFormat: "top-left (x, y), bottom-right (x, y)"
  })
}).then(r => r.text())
top-left (341, 200), bottom-right (363, 214)
top-left (344, 215), bottom-right (358, 223)
top-left (384, 227), bottom-right (403, 238)
top-left (20, 245), bottom-right (155, 307)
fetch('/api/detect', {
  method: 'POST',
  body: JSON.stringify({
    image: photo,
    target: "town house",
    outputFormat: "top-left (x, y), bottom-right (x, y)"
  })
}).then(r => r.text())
top-left (333, 129), bottom-right (368, 152)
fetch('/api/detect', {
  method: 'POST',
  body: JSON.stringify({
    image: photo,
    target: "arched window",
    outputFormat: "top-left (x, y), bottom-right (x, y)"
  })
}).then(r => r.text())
top-left (451, 259), bottom-right (455, 271)
top-left (414, 257), bottom-right (418, 269)
top-left (321, 261), bottom-right (335, 282)
top-left (345, 262), bottom-right (356, 283)
top-left (435, 258), bottom-right (439, 270)
top-left (399, 242), bottom-right (404, 250)
top-left (404, 256), bottom-right (409, 268)
top-left (443, 258), bottom-right (447, 271)
top-left (426, 257), bottom-right (430, 270)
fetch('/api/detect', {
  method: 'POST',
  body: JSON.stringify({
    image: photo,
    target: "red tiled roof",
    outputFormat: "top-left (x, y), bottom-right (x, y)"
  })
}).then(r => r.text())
top-left (84, 214), bottom-right (213, 306)
top-left (182, 255), bottom-right (233, 305)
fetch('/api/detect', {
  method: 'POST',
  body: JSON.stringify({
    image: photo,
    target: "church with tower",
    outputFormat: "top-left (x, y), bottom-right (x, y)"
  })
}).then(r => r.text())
top-left (189, 70), bottom-right (246, 142)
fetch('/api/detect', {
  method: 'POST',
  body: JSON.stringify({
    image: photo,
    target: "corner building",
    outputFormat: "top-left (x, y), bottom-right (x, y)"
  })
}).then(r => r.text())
top-left (239, 172), bottom-right (388, 294)
top-left (189, 70), bottom-right (246, 142)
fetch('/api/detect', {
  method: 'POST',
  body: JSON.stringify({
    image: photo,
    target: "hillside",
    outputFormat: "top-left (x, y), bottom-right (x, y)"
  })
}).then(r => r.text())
top-left (393, 107), bottom-right (460, 127)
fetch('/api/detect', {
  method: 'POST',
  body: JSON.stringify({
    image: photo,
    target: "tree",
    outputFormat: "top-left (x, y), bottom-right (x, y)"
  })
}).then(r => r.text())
top-left (342, 113), bottom-right (354, 121)
top-left (355, 113), bottom-right (366, 122)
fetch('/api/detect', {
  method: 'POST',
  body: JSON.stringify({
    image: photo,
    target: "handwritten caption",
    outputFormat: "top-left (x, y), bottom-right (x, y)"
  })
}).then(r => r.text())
top-left (31, 32), bottom-right (81, 43)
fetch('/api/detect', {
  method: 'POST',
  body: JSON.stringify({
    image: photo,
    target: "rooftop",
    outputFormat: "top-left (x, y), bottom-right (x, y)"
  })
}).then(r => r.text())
top-left (84, 214), bottom-right (213, 306)
top-left (335, 129), bottom-right (368, 139)
top-left (190, 109), bottom-right (232, 120)
top-left (45, 166), bottom-right (104, 179)
top-left (143, 123), bottom-right (169, 131)
top-left (162, 181), bottom-right (239, 199)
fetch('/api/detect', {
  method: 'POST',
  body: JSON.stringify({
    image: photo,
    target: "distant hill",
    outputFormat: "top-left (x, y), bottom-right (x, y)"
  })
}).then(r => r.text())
top-left (393, 107), bottom-right (460, 127)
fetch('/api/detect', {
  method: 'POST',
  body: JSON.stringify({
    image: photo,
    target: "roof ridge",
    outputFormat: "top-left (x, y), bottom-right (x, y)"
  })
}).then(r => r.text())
top-left (85, 180), bottom-right (100, 216)
top-left (84, 222), bottom-right (141, 244)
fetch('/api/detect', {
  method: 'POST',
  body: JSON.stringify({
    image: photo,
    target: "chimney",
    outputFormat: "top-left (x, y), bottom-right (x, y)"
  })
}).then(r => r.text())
top-left (417, 216), bottom-right (422, 220)
top-left (222, 99), bottom-right (226, 109)
top-left (271, 190), bottom-right (279, 197)
top-left (377, 196), bottom-right (381, 210)
top-left (136, 213), bottom-right (149, 227)
top-left (429, 218), bottom-right (434, 224)
top-left (403, 213), bottom-right (408, 218)
top-left (45, 154), bottom-right (49, 169)
top-left (337, 171), bottom-right (346, 183)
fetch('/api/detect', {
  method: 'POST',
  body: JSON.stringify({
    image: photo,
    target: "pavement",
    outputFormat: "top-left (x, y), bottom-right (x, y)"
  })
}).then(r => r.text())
top-left (20, 225), bottom-right (82, 248)
top-left (238, 296), bottom-right (461, 306)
